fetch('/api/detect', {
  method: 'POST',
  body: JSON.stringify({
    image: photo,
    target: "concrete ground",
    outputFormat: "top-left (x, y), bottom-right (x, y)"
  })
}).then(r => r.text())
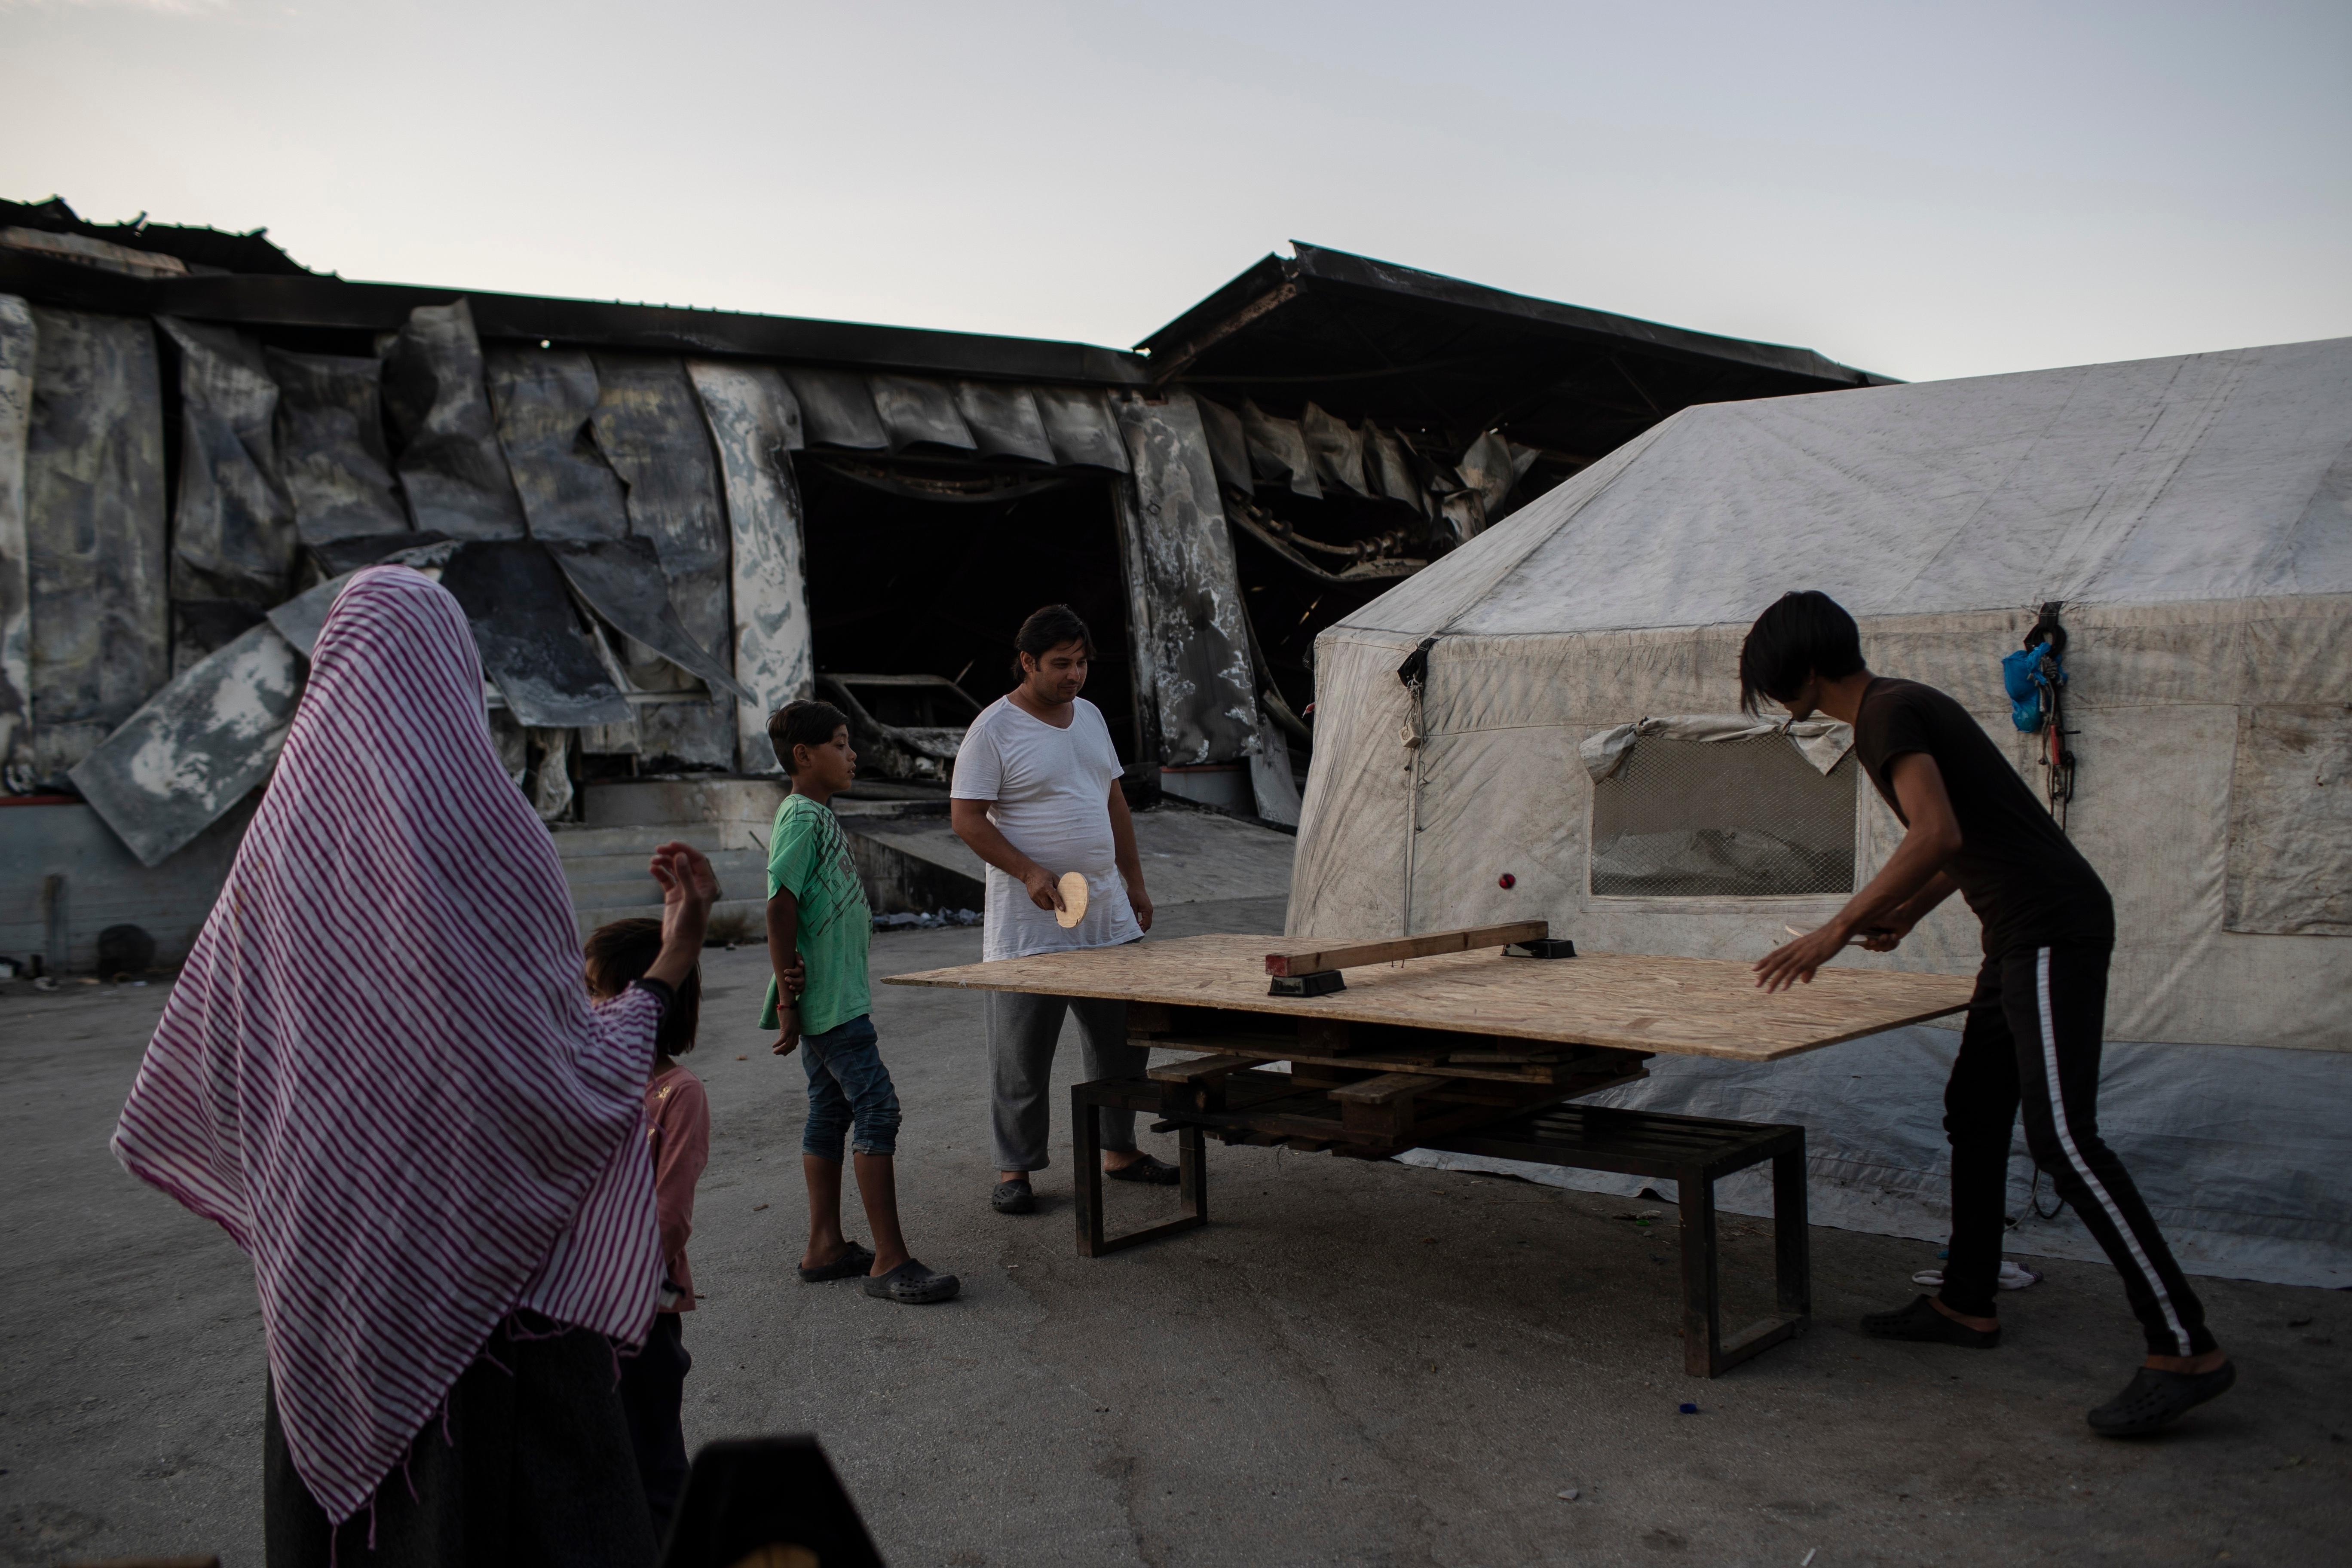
top-left (5, 895), bottom-right (2349, 1566)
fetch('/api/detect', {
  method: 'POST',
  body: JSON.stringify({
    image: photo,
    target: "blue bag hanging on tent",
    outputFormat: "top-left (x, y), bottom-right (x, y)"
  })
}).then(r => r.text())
top-left (2002, 640), bottom-right (2064, 732)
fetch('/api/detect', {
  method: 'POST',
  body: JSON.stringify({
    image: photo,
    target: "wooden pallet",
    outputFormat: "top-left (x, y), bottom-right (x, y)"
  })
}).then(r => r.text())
top-left (1140, 1057), bottom-right (1645, 1157)
top-left (1127, 1000), bottom-right (1650, 1156)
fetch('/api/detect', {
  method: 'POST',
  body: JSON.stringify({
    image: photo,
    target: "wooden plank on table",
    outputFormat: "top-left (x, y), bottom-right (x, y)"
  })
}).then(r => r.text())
top-left (885, 935), bottom-right (1976, 1063)
top-left (1264, 922), bottom-right (1549, 977)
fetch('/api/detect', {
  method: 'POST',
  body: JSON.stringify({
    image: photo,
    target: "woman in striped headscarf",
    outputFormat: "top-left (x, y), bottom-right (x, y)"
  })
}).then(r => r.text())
top-left (112, 564), bottom-right (716, 1565)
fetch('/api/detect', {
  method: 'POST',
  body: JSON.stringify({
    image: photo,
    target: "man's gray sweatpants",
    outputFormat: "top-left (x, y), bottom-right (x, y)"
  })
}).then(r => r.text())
top-left (988, 989), bottom-right (1143, 1172)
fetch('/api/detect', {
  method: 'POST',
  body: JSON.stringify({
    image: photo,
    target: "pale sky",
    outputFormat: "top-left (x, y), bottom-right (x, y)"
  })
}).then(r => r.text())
top-left (3, 0), bottom-right (2346, 384)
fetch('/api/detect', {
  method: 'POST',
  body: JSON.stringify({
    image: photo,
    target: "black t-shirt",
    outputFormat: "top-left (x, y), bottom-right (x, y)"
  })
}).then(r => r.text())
top-left (1853, 677), bottom-right (2112, 956)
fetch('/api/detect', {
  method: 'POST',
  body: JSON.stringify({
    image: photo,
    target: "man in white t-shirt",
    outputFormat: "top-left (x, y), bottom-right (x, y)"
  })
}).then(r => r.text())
top-left (950, 604), bottom-right (1172, 1215)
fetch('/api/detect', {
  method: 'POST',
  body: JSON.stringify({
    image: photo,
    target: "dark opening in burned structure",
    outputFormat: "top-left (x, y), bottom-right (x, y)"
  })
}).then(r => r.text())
top-left (0, 195), bottom-right (1886, 943)
top-left (798, 457), bottom-right (1139, 767)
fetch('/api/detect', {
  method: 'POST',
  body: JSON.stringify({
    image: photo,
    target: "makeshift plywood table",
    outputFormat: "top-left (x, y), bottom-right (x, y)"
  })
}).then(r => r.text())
top-left (886, 925), bottom-right (1972, 1375)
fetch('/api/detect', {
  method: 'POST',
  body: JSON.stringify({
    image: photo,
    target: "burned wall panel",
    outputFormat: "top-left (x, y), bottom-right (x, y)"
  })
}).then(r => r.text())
top-left (68, 618), bottom-right (303, 866)
top-left (1037, 387), bottom-right (1130, 472)
top-left (953, 381), bottom-right (1056, 464)
top-left (485, 346), bottom-right (630, 542)
top-left (158, 317), bottom-right (297, 670)
top-left (1115, 391), bottom-right (1259, 767)
top-left (382, 300), bottom-right (526, 541)
top-left (1365, 423), bottom-right (1426, 515)
top-left (783, 368), bottom-right (887, 450)
top-left (689, 360), bottom-right (813, 772)
top-left (592, 354), bottom-right (735, 768)
top-left (266, 347), bottom-right (410, 563)
top-left (1300, 402), bottom-right (1368, 496)
top-left (439, 540), bottom-right (629, 729)
top-left (1193, 394), bottom-right (1253, 496)
top-left (0, 296), bottom-right (31, 779)
top-left (1241, 400), bottom-right (1320, 498)
top-left (22, 307), bottom-right (168, 778)
top-left (548, 537), bottom-right (751, 701)
top-left (868, 374), bottom-right (975, 453)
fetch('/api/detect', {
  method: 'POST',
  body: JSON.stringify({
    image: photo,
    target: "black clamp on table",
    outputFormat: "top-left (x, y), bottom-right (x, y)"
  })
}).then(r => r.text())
top-left (1266, 969), bottom-right (1346, 997)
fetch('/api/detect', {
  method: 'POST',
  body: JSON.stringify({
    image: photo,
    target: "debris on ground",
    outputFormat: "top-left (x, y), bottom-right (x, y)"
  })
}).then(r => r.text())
top-left (873, 909), bottom-right (982, 931)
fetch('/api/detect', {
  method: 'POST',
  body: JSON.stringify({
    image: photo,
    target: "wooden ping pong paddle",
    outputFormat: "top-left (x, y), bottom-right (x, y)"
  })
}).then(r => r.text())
top-left (1055, 871), bottom-right (1089, 928)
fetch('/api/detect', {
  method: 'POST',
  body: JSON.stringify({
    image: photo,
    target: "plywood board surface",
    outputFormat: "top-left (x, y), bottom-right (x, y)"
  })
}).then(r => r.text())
top-left (883, 934), bottom-right (1973, 1061)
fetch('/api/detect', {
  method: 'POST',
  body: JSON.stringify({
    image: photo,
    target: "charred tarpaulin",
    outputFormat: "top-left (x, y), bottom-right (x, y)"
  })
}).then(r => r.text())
top-left (0, 198), bottom-right (1883, 880)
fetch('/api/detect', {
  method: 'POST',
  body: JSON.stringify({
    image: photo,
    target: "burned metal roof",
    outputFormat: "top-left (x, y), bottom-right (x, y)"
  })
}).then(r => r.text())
top-left (1, 196), bottom-right (314, 279)
top-left (4, 209), bottom-right (1889, 412)
top-left (0, 244), bottom-right (1148, 388)
top-left (1138, 242), bottom-right (1895, 459)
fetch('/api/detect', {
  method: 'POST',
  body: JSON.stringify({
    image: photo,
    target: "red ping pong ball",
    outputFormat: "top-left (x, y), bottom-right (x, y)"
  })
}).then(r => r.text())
top-left (1498, 873), bottom-right (1517, 888)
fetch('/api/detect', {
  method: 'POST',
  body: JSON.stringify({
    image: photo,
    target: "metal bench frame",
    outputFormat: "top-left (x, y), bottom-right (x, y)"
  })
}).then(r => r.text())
top-left (1072, 1080), bottom-right (1810, 1378)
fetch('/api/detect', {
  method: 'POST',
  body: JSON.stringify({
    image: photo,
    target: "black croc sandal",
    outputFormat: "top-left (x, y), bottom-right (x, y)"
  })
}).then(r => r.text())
top-left (1106, 1154), bottom-right (1182, 1186)
top-left (798, 1241), bottom-right (876, 1283)
top-left (2088, 1361), bottom-right (2235, 1436)
top-left (992, 1177), bottom-right (1036, 1215)
top-left (1860, 1294), bottom-right (2001, 1349)
top-left (864, 1259), bottom-right (962, 1305)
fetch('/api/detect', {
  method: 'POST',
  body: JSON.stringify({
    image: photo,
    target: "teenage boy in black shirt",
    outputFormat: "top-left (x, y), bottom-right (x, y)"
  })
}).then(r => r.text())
top-left (1743, 591), bottom-right (2231, 1436)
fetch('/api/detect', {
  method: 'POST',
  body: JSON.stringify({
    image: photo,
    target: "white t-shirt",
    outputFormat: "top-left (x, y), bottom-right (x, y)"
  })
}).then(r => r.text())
top-left (952, 695), bottom-right (1143, 961)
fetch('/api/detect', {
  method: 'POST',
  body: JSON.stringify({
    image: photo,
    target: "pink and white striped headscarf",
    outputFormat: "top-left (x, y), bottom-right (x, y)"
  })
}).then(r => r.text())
top-left (112, 565), bottom-right (662, 1525)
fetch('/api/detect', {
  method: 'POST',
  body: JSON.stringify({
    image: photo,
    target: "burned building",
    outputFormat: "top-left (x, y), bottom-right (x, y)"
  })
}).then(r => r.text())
top-left (1135, 244), bottom-right (1894, 789)
top-left (0, 197), bottom-right (1883, 968)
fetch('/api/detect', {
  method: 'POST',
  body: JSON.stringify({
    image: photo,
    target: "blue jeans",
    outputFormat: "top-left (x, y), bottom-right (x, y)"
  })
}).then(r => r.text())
top-left (800, 1015), bottom-right (901, 1160)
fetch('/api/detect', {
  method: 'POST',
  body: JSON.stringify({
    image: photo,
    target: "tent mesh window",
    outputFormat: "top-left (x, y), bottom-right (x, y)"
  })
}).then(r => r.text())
top-left (1590, 736), bottom-right (1858, 898)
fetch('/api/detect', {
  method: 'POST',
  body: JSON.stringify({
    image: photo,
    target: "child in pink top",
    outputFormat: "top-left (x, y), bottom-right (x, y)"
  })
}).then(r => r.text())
top-left (587, 917), bottom-right (710, 1544)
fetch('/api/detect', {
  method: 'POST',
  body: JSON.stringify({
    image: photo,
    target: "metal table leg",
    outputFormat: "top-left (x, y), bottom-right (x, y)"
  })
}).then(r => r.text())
top-left (1072, 1081), bottom-right (1209, 1257)
top-left (1687, 1132), bottom-right (1812, 1376)
top-left (1677, 1165), bottom-right (1721, 1378)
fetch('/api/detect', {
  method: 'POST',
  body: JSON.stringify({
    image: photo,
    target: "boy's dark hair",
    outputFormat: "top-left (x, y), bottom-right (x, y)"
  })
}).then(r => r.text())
top-left (1010, 604), bottom-right (1095, 677)
top-left (584, 917), bottom-right (699, 1057)
top-left (1738, 591), bottom-right (1866, 715)
top-left (768, 699), bottom-right (850, 773)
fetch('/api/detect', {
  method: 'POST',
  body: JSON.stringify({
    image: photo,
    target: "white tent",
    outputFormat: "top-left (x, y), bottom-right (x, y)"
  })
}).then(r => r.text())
top-left (1290, 337), bottom-right (2352, 1285)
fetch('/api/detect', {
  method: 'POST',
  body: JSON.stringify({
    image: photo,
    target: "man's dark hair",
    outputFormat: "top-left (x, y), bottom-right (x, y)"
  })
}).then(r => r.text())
top-left (1011, 604), bottom-right (1095, 677)
top-left (1739, 591), bottom-right (1865, 715)
top-left (768, 699), bottom-right (850, 772)
top-left (584, 917), bottom-right (699, 1057)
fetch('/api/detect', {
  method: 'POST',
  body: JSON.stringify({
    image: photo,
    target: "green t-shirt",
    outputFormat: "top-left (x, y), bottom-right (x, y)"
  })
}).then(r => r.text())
top-left (758, 794), bottom-right (872, 1036)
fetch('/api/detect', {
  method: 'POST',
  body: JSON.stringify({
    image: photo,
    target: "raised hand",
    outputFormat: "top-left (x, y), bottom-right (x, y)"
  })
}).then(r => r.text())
top-left (646, 842), bottom-right (718, 985)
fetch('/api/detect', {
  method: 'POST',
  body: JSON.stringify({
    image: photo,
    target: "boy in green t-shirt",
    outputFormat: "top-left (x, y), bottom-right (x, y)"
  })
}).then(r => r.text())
top-left (764, 700), bottom-right (959, 1306)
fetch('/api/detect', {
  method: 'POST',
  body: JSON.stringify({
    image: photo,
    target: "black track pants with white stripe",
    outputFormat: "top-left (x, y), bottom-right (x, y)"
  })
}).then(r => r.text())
top-left (1940, 943), bottom-right (2215, 1357)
